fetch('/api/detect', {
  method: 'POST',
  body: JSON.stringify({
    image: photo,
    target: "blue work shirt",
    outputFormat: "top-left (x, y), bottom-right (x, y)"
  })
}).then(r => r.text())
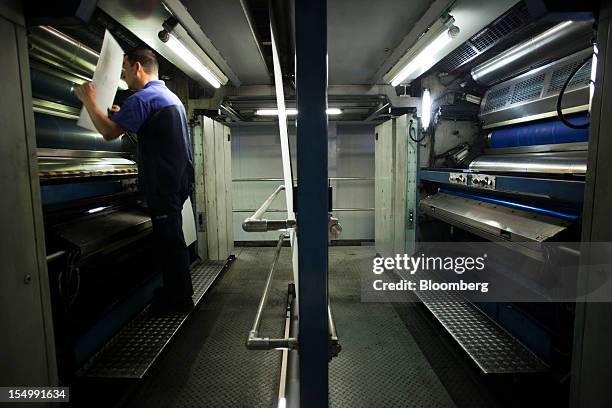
top-left (112, 80), bottom-right (185, 133)
top-left (112, 80), bottom-right (194, 196)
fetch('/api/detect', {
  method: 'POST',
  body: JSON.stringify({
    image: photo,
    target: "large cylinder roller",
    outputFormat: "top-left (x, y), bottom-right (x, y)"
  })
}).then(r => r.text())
top-left (35, 112), bottom-right (123, 152)
top-left (487, 115), bottom-right (589, 148)
top-left (31, 69), bottom-right (81, 107)
top-left (469, 151), bottom-right (587, 175)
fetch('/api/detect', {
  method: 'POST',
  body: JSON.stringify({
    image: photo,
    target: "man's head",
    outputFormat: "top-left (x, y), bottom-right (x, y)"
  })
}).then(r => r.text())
top-left (122, 47), bottom-right (159, 90)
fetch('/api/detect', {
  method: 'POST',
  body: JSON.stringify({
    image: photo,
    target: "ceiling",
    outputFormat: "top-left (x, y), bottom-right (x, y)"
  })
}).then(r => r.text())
top-left (179, 0), bottom-right (436, 87)
top-left (181, 0), bottom-right (271, 85)
top-left (327, 0), bottom-right (435, 84)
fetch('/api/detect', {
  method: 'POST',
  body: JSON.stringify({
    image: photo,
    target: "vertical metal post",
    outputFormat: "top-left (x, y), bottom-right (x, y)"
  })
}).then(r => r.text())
top-left (295, 0), bottom-right (329, 406)
top-left (570, 3), bottom-right (612, 407)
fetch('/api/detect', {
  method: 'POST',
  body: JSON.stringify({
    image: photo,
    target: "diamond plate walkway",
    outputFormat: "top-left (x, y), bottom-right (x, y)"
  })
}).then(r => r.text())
top-left (78, 259), bottom-right (232, 378)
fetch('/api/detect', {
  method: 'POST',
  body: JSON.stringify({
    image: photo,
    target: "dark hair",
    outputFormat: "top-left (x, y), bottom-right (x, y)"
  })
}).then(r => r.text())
top-left (125, 47), bottom-right (159, 75)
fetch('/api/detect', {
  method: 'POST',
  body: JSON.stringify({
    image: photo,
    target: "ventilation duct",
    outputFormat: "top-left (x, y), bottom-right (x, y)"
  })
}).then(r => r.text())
top-left (478, 48), bottom-right (594, 128)
top-left (471, 21), bottom-right (593, 86)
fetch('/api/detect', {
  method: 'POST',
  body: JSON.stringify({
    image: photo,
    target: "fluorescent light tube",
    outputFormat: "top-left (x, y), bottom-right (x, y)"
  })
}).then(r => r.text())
top-left (166, 33), bottom-right (222, 88)
top-left (255, 108), bottom-right (342, 116)
top-left (88, 206), bottom-right (108, 214)
top-left (390, 29), bottom-right (453, 87)
top-left (256, 108), bottom-right (298, 116)
top-left (421, 88), bottom-right (431, 130)
top-left (590, 45), bottom-right (598, 108)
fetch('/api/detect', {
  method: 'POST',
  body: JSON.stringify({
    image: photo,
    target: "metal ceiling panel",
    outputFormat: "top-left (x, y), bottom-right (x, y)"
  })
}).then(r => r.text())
top-left (328, 0), bottom-right (433, 84)
top-left (181, 0), bottom-right (270, 85)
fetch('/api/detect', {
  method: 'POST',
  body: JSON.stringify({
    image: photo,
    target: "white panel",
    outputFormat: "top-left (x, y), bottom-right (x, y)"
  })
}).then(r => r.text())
top-left (193, 120), bottom-right (208, 259)
top-left (203, 117), bottom-right (219, 260)
top-left (375, 119), bottom-right (395, 256)
top-left (214, 120), bottom-right (228, 260)
top-left (393, 115), bottom-right (407, 254)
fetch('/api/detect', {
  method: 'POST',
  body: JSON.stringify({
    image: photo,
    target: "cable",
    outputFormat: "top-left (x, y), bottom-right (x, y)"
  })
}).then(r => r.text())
top-left (409, 119), bottom-right (427, 143)
top-left (556, 56), bottom-right (592, 129)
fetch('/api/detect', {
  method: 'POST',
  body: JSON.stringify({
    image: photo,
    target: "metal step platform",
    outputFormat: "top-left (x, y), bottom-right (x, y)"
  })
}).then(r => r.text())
top-left (77, 258), bottom-right (233, 378)
top-left (397, 271), bottom-right (548, 374)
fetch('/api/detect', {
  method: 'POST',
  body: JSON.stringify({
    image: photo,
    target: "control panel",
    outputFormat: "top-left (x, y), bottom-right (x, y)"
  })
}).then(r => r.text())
top-left (471, 174), bottom-right (496, 190)
top-left (449, 172), bottom-right (468, 185)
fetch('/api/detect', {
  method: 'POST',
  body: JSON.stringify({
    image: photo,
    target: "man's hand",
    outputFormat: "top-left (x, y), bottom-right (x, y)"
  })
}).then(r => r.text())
top-left (108, 105), bottom-right (121, 117)
top-left (75, 82), bottom-right (96, 106)
top-left (75, 84), bottom-right (125, 140)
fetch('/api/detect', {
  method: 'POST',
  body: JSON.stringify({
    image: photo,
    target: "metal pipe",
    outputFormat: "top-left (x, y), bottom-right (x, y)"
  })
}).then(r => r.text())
top-left (233, 177), bottom-right (374, 182)
top-left (328, 305), bottom-right (337, 340)
top-left (254, 185), bottom-right (285, 220)
top-left (46, 250), bottom-right (67, 263)
top-left (328, 304), bottom-right (341, 359)
top-left (249, 234), bottom-right (284, 337)
top-left (29, 26), bottom-right (128, 90)
top-left (236, 208), bottom-right (373, 213)
top-left (246, 234), bottom-right (298, 350)
top-left (278, 283), bottom-right (296, 408)
top-left (365, 102), bottom-right (391, 122)
top-left (242, 185), bottom-right (296, 232)
top-left (471, 21), bottom-right (593, 86)
top-left (29, 26), bottom-right (99, 78)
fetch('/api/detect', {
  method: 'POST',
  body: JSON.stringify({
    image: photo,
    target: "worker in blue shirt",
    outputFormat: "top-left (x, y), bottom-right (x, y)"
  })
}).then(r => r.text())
top-left (76, 47), bottom-right (195, 314)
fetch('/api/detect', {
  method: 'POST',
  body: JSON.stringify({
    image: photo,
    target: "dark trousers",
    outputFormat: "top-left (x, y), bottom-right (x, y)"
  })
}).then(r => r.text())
top-left (147, 190), bottom-right (194, 301)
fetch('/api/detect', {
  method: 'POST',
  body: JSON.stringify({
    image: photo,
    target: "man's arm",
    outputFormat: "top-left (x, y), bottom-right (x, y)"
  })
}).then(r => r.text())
top-left (75, 82), bottom-right (125, 140)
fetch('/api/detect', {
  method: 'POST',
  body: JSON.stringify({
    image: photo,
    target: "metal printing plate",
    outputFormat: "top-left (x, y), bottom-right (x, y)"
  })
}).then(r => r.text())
top-left (77, 259), bottom-right (230, 378)
top-left (420, 192), bottom-right (571, 242)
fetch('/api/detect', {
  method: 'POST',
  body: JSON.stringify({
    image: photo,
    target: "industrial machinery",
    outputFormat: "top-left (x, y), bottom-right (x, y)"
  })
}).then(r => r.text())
top-left (26, 14), bottom-right (233, 382)
top-left (390, 12), bottom-right (596, 382)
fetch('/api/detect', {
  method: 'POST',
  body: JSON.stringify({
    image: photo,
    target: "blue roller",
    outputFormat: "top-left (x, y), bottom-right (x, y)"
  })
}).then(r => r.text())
top-left (35, 112), bottom-right (123, 152)
top-left (30, 69), bottom-right (81, 107)
top-left (439, 188), bottom-right (579, 221)
top-left (489, 114), bottom-right (589, 148)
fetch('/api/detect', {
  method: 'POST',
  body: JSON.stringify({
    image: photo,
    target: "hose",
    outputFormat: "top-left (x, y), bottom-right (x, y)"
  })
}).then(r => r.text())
top-left (556, 56), bottom-right (592, 129)
top-left (409, 119), bottom-right (427, 143)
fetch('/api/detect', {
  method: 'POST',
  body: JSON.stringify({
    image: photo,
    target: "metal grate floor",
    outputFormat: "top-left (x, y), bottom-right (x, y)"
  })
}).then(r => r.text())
top-left (329, 247), bottom-right (456, 408)
top-left (77, 259), bottom-right (230, 378)
top-left (398, 270), bottom-right (548, 374)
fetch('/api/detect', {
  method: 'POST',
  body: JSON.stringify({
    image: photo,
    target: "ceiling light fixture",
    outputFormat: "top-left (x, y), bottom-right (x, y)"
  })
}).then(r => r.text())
top-left (421, 88), bottom-right (432, 130)
top-left (255, 108), bottom-right (342, 116)
top-left (159, 17), bottom-right (224, 89)
top-left (386, 16), bottom-right (459, 87)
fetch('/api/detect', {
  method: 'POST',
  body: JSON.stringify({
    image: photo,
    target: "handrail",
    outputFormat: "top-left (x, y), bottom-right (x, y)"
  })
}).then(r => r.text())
top-left (242, 185), bottom-right (296, 232)
top-left (246, 234), bottom-right (298, 350)
top-left (234, 176), bottom-right (374, 182)
top-left (328, 304), bottom-right (341, 359)
top-left (253, 185), bottom-right (285, 220)
top-left (46, 250), bottom-right (67, 262)
top-left (244, 235), bottom-right (341, 356)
